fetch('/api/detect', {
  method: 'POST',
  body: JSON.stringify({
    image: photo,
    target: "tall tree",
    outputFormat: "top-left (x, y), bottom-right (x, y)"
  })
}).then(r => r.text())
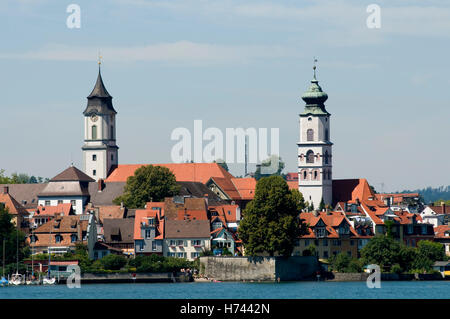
top-left (113, 165), bottom-right (180, 208)
top-left (0, 206), bottom-right (29, 269)
top-left (319, 198), bottom-right (325, 211)
top-left (238, 176), bottom-right (308, 257)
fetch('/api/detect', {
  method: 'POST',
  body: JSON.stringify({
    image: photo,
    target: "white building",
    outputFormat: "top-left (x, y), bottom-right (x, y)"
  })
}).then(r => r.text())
top-left (298, 66), bottom-right (333, 209)
top-left (37, 166), bottom-right (94, 215)
top-left (82, 66), bottom-right (119, 181)
top-left (419, 205), bottom-right (447, 227)
top-left (163, 219), bottom-right (211, 261)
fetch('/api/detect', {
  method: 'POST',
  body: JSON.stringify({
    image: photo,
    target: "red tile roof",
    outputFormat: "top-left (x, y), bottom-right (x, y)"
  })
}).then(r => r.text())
top-left (0, 192), bottom-right (29, 217)
top-left (105, 163), bottom-right (234, 184)
top-left (434, 225), bottom-right (450, 238)
top-left (97, 205), bottom-right (126, 224)
top-left (177, 209), bottom-right (208, 221)
top-left (210, 177), bottom-right (241, 200)
top-left (209, 204), bottom-right (240, 223)
top-left (34, 203), bottom-right (73, 217)
top-left (426, 205), bottom-right (448, 215)
top-left (134, 209), bottom-right (160, 240)
top-left (287, 181), bottom-right (298, 190)
top-left (299, 211), bottom-right (359, 239)
top-left (332, 179), bottom-right (377, 204)
top-left (231, 178), bottom-right (256, 200)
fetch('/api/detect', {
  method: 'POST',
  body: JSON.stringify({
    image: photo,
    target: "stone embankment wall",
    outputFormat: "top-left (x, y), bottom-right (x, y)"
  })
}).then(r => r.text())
top-left (65, 272), bottom-right (191, 284)
top-left (326, 272), bottom-right (445, 282)
top-left (200, 256), bottom-right (319, 282)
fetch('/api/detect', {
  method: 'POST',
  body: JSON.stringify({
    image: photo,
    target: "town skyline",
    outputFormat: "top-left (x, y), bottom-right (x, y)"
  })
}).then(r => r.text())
top-left (1, 0), bottom-right (449, 192)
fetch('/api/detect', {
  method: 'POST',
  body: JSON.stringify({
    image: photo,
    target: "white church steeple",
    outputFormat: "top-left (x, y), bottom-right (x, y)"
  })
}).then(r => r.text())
top-left (298, 62), bottom-right (332, 209)
top-left (82, 63), bottom-right (118, 181)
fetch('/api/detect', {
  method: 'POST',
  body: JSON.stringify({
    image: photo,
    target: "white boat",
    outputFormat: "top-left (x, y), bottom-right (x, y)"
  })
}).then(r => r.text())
top-left (10, 273), bottom-right (24, 285)
top-left (26, 275), bottom-right (40, 285)
top-left (42, 277), bottom-right (56, 285)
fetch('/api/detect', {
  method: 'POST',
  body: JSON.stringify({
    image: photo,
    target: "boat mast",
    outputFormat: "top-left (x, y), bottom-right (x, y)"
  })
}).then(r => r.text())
top-left (16, 228), bottom-right (19, 274)
top-left (2, 238), bottom-right (5, 278)
top-left (31, 228), bottom-right (34, 278)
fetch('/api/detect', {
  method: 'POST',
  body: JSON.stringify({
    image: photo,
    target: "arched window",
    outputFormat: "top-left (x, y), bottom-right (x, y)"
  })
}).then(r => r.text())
top-left (92, 125), bottom-right (97, 140)
top-left (324, 150), bottom-right (329, 165)
top-left (302, 169), bottom-right (308, 181)
top-left (314, 170), bottom-right (318, 180)
top-left (325, 129), bottom-right (329, 141)
top-left (306, 150), bottom-right (314, 163)
top-left (110, 125), bottom-right (114, 139)
top-left (307, 129), bottom-right (314, 141)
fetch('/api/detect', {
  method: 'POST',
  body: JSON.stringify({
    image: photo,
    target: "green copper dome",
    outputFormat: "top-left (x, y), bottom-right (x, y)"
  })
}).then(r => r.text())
top-left (300, 66), bottom-right (330, 116)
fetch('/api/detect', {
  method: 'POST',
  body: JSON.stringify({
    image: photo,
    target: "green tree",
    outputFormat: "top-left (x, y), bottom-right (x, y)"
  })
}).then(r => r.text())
top-left (329, 253), bottom-right (363, 273)
top-left (384, 220), bottom-right (394, 238)
top-left (113, 165), bottom-right (180, 208)
top-left (412, 240), bottom-right (445, 272)
top-left (331, 252), bottom-right (351, 272)
top-left (302, 244), bottom-right (316, 257)
top-left (99, 254), bottom-right (127, 270)
top-left (0, 206), bottom-right (30, 273)
top-left (254, 155), bottom-right (285, 181)
top-left (319, 198), bottom-right (325, 211)
top-left (238, 176), bottom-right (308, 257)
top-left (0, 169), bottom-right (12, 184)
top-left (29, 176), bottom-right (38, 184)
top-left (360, 235), bottom-right (403, 271)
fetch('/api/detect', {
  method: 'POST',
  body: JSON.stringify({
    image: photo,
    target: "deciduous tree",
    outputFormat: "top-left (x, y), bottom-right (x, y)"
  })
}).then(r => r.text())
top-left (238, 176), bottom-right (308, 257)
top-left (113, 165), bottom-right (180, 208)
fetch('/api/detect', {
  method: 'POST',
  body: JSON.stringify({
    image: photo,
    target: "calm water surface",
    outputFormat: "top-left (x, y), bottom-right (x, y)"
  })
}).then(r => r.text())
top-left (1, 281), bottom-right (449, 299)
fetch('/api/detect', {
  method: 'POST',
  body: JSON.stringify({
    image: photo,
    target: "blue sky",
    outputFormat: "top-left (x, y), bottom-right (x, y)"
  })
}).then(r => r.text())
top-left (0, 0), bottom-right (449, 192)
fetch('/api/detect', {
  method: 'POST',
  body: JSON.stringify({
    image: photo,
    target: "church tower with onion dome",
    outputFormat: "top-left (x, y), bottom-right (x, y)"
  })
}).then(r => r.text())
top-left (298, 63), bottom-right (333, 209)
top-left (82, 63), bottom-right (119, 181)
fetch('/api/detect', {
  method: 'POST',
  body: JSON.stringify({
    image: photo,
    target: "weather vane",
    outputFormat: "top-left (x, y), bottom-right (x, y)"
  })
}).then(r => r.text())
top-left (98, 51), bottom-right (103, 66)
top-left (313, 57), bottom-right (318, 78)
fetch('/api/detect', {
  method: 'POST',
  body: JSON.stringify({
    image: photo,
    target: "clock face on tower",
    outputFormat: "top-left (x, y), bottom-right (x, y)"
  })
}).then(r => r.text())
top-left (91, 114), bottom-right (98, 122)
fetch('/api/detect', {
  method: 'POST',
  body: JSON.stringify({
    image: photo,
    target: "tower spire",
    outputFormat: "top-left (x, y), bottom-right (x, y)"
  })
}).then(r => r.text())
top-left (313, 57), bottom-right (318, 80)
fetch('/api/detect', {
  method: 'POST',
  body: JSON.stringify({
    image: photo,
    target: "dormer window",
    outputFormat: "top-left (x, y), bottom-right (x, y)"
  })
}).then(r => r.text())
top-left (315, 227), bottom-right (326, 238)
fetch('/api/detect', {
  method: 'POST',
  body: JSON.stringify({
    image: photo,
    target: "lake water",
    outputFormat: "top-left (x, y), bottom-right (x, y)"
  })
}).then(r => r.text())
top-left (1, 281), bottom-right (449, 299)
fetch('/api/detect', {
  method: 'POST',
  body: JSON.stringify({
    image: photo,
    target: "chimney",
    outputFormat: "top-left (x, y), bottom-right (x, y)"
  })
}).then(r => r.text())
top-left (3, 186), bottom-right (8, 194)
top-left (326, 207), bottom-right (331, 215)
top-left (98, 179), bottom-right (105, 192)
top-left (313, 210), bottom-right (319, 217)
top-left (442, 202), bottom-right (446, 214)
top-left (120, 201), bottom-right (124, 209)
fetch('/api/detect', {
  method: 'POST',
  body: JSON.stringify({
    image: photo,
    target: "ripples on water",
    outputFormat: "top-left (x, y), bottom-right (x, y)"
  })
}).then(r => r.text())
top-left (0, 281), bottom-right (449, 299)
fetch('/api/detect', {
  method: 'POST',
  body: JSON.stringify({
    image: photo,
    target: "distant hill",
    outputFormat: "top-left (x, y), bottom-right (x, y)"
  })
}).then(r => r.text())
top-left (399, 185), bottom-right (450, 204)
